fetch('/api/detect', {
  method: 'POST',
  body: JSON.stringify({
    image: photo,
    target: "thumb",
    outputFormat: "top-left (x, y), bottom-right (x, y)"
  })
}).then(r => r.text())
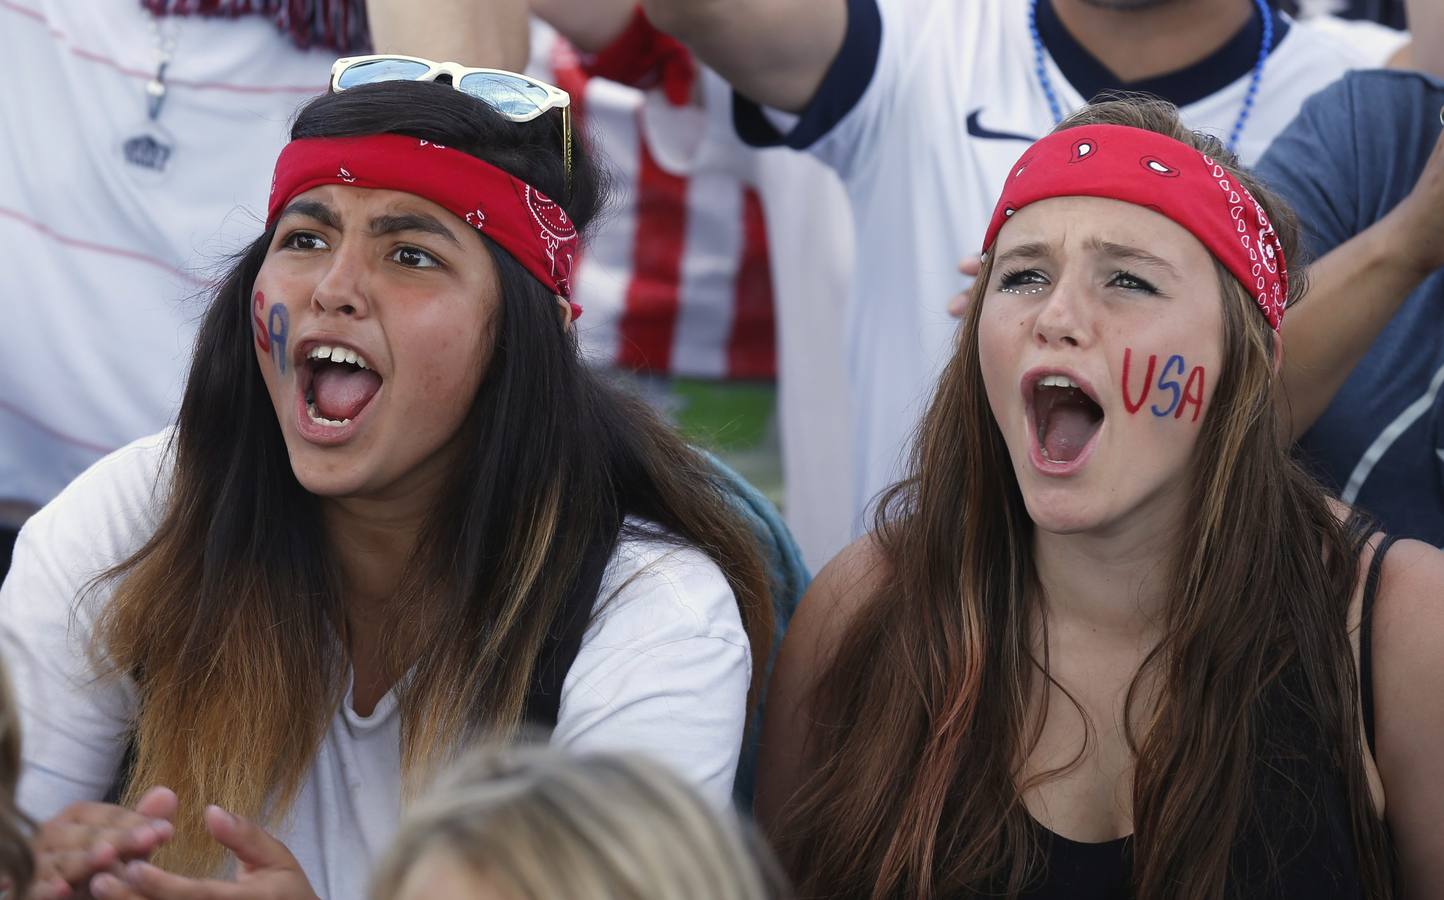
top-left (204, 806), bottom-right (299, 873)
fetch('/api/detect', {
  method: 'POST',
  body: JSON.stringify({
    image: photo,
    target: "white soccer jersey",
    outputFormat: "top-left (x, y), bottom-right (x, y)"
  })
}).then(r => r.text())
top-left (736, 0), bottom-right (1406, 531)
top-left (0, 0), bottom-right (332, 511)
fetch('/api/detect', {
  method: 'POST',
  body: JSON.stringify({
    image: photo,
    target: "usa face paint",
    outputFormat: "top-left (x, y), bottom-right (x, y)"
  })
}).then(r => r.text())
top-left (253, 290), bottom-right (290, 374)
top-left (1121, 347), bottom-right (1206, 423)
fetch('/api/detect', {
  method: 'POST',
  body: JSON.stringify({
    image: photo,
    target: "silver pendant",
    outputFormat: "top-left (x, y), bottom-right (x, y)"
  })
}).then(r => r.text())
top-left (120, 118), bottom-right (177, 181)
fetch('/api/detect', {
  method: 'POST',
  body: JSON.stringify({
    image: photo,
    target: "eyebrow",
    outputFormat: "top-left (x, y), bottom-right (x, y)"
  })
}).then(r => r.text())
top-left (993, 241), bottom-right (1053, 268)
top-left (1088, 238), bottom-right (1180, 277)
top-left (277, 201), bottom-right (462, 248)
top-left (369, 212), bottom-right (462, 247)
top-left (279, 199), bottom-right (340, 230)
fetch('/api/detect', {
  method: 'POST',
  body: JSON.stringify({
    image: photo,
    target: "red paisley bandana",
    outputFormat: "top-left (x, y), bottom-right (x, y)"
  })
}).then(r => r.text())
top-left (982, 125), bottom-right (1288, 330)
top-left (268, 135), bottom-right (580, 316)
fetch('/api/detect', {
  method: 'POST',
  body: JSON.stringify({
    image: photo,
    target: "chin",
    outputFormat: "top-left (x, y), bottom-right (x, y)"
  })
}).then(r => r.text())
top-left (283, 443), bottom-right (375, 499)
top-left (1017, 480), bottom-right (1112, 536)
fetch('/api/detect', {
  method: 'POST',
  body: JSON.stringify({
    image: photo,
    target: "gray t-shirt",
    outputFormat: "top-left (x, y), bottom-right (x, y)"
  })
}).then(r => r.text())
top-left (1256, 69), bottom-right (1444, 546)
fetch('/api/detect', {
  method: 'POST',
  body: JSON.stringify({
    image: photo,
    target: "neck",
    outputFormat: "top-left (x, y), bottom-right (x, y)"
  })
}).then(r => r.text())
top-left (321, 490), bottom-right (432, 613)
top-left (1032, 514), bottom-right (1182, 640)
top-left (1050, 0), bottom-right (1255, 83)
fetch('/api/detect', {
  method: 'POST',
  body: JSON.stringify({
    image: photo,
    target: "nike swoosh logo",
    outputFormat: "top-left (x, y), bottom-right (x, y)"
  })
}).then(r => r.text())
top-left (966, 109), bottom-right (1038, 143)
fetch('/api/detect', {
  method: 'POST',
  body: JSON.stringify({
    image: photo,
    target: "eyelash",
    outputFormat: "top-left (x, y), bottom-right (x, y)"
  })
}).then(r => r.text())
top-left (280, 233), bottom-right (442, 270)
top-left (997, 268), bottom-right (1160, 295)
top-left (282, 231), bottom-right (327, 251)
top-left (390, 246), bottom-right (441, 269)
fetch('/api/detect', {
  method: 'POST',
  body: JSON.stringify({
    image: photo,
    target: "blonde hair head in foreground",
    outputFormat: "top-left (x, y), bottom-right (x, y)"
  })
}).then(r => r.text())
top-left (371, 745), bottom-right (788, 900)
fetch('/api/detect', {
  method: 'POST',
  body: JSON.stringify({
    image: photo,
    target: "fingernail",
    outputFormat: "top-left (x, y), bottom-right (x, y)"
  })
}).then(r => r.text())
top-left (208, 804), bottom-right (237, 825)
top-left (126, 859), bottom-right (148, 882)
top-left (91, 874), bottom-right (118, 898)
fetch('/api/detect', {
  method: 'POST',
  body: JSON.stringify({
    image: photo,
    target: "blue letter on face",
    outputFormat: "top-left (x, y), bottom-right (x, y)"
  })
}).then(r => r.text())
top-left (1151, 354), bottom-right (1185, 417)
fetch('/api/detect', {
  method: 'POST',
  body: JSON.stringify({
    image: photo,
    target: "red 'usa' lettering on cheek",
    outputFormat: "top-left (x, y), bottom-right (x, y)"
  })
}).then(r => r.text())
top-left (1178, 365), bottom-right (1205, 422)
top-left (1122, 347), bottom-right (1156, 415)
top-left (253, 291), bottom-right (270, 353)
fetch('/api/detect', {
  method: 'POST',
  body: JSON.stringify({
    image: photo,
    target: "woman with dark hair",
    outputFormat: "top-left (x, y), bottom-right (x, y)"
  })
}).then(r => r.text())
top-left (0, 59), bottom-right (772, 900)
top-left (755, 97), bottom-right (1444, 899)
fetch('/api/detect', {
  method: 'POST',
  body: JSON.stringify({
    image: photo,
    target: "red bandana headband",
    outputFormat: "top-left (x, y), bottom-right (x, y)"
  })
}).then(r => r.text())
top-left (981, 125), bottom-right (1287, 330)
top-left (267, 134), bottom-right (581, 318)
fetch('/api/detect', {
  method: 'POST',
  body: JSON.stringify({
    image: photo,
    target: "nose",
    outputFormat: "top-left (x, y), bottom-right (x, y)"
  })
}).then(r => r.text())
top-left (310, 241), bottom-right (371, 318)
top-left (1032, 281), bottom-right (1090, 350)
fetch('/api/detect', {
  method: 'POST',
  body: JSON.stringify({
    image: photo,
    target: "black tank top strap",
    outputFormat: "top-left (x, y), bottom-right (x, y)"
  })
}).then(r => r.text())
top-left (1360, 534), bottom-right (1399, 758)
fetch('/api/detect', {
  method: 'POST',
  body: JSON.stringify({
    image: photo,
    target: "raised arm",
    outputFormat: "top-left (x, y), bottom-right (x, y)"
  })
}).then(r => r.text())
top-left (364, 0), bottom-right (529, 71)
top-left (637, 0), bottom-right (847, 113)
top-left (529, 0), bottom-right (636, 53)
top-left (1257, 77), bottom-right (1444, 440)
top-left (1280, 127), bottom-right (1444, 438)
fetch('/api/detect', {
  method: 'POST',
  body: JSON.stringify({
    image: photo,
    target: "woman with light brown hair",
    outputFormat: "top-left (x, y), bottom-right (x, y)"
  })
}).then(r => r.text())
top-left (372, 744), bottom-right (788, 900)
top-left (755, 97), bottom-right (1444, 899)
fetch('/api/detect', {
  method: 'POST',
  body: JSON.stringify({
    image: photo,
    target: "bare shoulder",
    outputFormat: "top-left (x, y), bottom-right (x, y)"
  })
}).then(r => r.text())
top-left (754, 535), bottom-right (891, 824)
top-left (1371, 537), bottom-right (1444, 633)
top-left (790, 534), bottom-right (893, 665)
top-left (1364, 537), bottom-right (1444, 892)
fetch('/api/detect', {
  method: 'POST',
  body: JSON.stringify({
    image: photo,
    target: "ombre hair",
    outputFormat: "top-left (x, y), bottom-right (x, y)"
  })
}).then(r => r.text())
top-left (769, 98), bottom-right (1393, 899)
top-left (90, 81), bottom-right (773, 876)
top-left (371, 745), bottom-right (789, 900)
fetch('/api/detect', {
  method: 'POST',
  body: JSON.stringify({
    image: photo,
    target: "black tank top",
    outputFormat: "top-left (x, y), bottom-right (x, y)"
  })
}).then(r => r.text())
top-left (1004, 535), bottom-right (1398, 900)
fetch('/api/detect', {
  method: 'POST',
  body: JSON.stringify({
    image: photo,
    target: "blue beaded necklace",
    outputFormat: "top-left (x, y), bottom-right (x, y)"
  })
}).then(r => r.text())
top-left (1028, 0), bottom-right (1274, 155)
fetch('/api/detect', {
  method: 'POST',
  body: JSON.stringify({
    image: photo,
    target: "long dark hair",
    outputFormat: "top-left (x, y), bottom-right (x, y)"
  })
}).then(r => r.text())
top-left (94, 81), bottom-right (773, 875)
top-left (770, 99), bottom-right (1392, 899)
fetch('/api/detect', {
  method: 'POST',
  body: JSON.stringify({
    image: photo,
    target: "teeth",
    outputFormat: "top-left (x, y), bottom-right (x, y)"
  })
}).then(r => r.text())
top-left (305, 401), bottom-right (351, 428)
top-left (306, 344), bottom-right (370, 370)
top-left (1038, 374), bottom-right (1079, 389)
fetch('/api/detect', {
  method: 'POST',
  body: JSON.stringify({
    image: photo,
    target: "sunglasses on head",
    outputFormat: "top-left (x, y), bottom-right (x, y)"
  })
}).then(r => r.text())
top-left (330, 54), bottom-right (573, 192)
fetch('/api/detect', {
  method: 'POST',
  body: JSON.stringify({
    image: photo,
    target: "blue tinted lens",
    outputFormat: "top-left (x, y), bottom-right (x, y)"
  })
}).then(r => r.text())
top-left (336, 58), bottom-right (432, 89)
top-left (458, 73), bottom-right (549, 119)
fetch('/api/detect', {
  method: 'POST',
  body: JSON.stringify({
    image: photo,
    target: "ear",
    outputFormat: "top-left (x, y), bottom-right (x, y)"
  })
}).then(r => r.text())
top-left (555, 294), bottom-right (575, 332)
top-left (1271, 327), bottom-right (1284, 378)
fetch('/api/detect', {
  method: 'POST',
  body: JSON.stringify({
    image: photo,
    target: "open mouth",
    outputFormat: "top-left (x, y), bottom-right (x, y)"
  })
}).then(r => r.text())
top-left (1032, 374), bottom-right (1104, 464)
top-left (301, 344), bottom-right (382, 428)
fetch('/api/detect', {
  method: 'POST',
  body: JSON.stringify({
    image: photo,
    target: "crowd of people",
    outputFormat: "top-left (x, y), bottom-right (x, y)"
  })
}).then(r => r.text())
top-left (0, 0), bottom-right (1442, 897)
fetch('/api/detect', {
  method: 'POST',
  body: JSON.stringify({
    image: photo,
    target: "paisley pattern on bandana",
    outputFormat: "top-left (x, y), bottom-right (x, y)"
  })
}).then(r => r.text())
top-left (983, 125), bottom-right (1289, 330)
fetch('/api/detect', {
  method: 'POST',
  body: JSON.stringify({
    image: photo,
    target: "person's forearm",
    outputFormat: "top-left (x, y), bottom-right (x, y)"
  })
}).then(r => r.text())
top-left (530, 0), bottom-right (636, 53)
top-left (1281, 209), bottom-right (1433, 439)
top-left (637, 0), bottom-right (846, 112)
top-left (365, 0), bottom-right (529, 71)
top-left (1406, 0), bottom-right (1444, 80)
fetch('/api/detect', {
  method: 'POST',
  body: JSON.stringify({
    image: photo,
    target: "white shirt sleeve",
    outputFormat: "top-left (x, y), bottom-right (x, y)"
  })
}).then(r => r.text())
top-left (551, 530), bottom-right (751, 808)
top-left (732, 0), bottom-right (948, 181)
top-left (0, 434), bottom-right (168, 820)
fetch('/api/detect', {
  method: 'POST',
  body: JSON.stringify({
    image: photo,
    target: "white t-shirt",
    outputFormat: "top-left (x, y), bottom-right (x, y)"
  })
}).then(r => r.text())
top-left (533, 21), bottom-right (857, 568)
top-left (0, 1), bottom-right (332, 513)
top-left (0, 431), bottom-right (750, 899)
top-left (736, 0), bottom-right (1407, 531)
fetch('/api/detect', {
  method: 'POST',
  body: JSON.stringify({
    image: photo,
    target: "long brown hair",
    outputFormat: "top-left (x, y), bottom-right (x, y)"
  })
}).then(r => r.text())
top-left (0, 658), bottom-right (33, 898)
top-left (771, 98), bottom-right (1392, 899)
top-left (91, 82), bottom-right (772, 875)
